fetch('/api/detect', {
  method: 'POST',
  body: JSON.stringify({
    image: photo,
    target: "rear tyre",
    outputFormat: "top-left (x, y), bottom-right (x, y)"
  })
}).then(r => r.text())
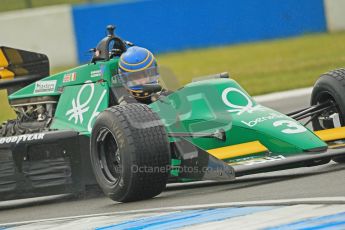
top-left (311, 68), bottom-right (345, 163)
top-left (90, 104), bottom-right (171, 202)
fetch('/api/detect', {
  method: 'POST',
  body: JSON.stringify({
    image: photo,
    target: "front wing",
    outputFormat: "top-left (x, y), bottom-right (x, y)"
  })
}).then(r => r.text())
top-left (172, 127), bottom-right (345, 180)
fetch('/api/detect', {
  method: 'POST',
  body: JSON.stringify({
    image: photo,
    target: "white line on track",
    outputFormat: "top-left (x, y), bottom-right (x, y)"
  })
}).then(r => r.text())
top-left (1, 196), bottom-right (345, 228)
top-left (254, 87), bottom-right (312, 103)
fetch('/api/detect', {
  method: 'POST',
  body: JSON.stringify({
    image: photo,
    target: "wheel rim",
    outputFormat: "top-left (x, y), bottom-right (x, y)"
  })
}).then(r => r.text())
top-left (314, 92), bottom-right (343, 130)
top-left (96, 128), bottom-right (121, 184)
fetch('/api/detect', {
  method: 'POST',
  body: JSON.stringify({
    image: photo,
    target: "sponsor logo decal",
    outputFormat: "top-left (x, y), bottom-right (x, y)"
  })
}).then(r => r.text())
top-left (66, 83), bottom-right (94, 124)
top-left (241, 113), bottom-right (285, 127)
top-left (65, 81), bottom-right (106, 132)
top-left (222, 87), bottom-right (307, 135)
top-left (0, 133), bottom-right (45, 144)
top-left (241, 116), bottom-right (307, 134)
top-left (90, 70), bottom-right (102, 78)
top-left (230, 155), bottom-right (286, 166)
top-left (90, 65), bottom-right (106, 78)
top-left (222, 87), bottom-right (266, 115)
top-left (244, 155), bottom-right (286, 166)
top-left (63, 72), bottom-right (77, 83)
top-left (34, 80), bottom-right (57, 94)
top-left (273, 120), bottom-right (307, 134)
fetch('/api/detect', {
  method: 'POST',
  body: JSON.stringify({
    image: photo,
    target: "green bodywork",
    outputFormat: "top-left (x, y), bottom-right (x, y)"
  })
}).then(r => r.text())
top-left (8, 57), bottom-right (327, 165)
top-left (9, 59), bottom-right (119, 135)
top-left (150, 79), bottom-right (326, 159)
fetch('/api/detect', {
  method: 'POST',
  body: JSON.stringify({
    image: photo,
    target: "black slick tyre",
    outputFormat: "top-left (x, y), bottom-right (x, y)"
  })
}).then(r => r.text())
top-left (311, 68), bottom-right (345, 163)
top-left (90, 103), bottom-right (171, 202)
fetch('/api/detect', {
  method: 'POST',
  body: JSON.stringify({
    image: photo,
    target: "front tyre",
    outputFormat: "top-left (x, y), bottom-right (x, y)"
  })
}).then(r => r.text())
top-left (90, 104), bottom-right (171, 202)
top-left (311, 68), bottom-right (345, 163)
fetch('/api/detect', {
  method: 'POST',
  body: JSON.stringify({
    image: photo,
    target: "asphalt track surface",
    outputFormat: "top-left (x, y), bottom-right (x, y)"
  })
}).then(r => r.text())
top-left (1, 93), bottom-right (345, 224)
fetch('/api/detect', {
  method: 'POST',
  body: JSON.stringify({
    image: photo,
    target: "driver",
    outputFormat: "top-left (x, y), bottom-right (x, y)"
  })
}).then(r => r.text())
top-left (118, 46), bottom-right (161, 103)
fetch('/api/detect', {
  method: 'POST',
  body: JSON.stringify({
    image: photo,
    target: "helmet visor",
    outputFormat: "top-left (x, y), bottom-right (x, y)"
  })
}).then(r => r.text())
top-left (118, 67), bottom-right (159, 89)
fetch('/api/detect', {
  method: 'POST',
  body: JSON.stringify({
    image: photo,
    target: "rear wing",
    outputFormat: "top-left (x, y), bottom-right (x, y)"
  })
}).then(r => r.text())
top-left (0, 47), bottom-right (49, 93)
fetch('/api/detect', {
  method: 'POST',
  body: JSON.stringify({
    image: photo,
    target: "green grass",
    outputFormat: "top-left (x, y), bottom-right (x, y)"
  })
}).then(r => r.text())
top-left (157, 32), bottom-right (345, 95)
top-left (1, 32), bottom-right (345, 122)
top-left (0, 0), bottom-right (120, 12)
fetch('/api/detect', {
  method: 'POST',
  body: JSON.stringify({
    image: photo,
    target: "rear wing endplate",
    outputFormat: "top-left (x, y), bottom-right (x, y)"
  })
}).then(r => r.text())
top-left (0, 46), bottom-right (49, 92)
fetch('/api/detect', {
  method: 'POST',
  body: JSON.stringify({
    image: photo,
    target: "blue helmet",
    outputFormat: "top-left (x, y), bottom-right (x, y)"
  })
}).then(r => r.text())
top-left (118, 46), bottom-right (159, 99)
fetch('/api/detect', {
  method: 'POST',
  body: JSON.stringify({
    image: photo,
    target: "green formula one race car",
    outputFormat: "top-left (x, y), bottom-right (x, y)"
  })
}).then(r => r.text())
top-left (0, 25), bottom-right (345, 202)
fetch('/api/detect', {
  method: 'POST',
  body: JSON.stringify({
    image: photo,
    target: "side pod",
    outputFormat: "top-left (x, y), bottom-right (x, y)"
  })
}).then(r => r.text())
top-left (0, 131), bottom-right (96, 201)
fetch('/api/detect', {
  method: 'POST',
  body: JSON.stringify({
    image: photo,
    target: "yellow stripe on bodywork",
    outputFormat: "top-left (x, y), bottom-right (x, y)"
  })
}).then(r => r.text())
top-left (206, 127), bottom-right (345, 161)
top-left (0, 49), bottom-right (9, 67)
top-left (207, 141), bottom-right (268, 160)
top-left (0, 68), bottom-right (14, 79)
top-left (315, 127), bottom-right (345, 142)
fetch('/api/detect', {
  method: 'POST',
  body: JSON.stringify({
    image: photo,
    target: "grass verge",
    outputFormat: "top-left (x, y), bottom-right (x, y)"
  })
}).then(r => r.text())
top-left (157, 32), bottom-right (345, 95)
top-left (0, 0), bottom-right (115, 12)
